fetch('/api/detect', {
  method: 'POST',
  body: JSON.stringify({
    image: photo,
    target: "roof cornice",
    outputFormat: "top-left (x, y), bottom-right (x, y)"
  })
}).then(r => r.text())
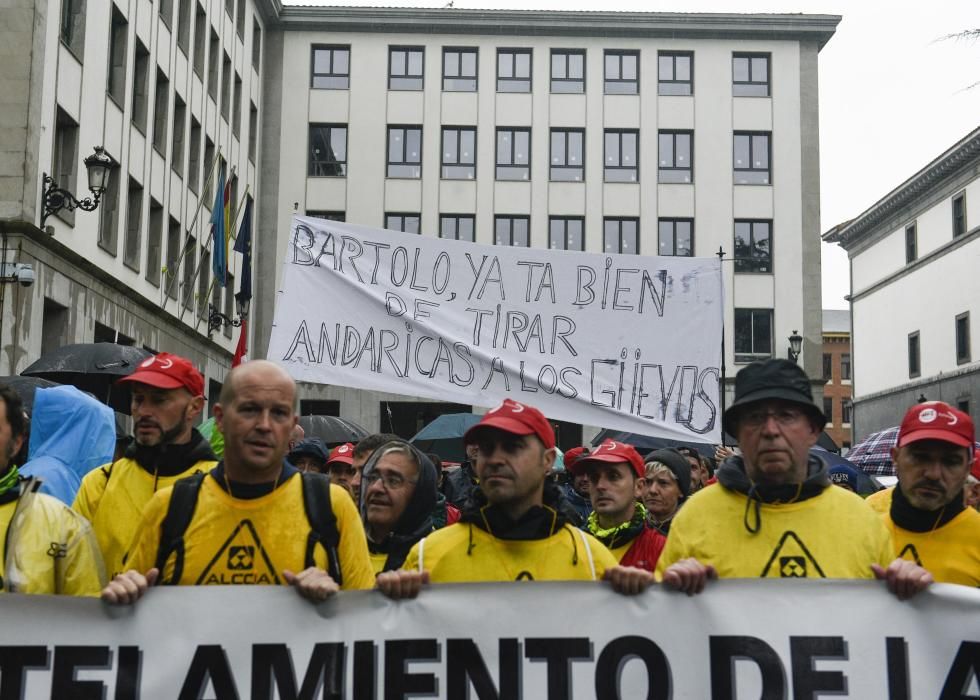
top-left (273, 7), bottom-right (839, 47)
top-left (823, 125), bottom-right (980, 249)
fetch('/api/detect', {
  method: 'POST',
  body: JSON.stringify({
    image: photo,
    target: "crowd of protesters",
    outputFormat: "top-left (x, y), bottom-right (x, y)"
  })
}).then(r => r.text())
top-left (0, 352), bottom-right (976, 605)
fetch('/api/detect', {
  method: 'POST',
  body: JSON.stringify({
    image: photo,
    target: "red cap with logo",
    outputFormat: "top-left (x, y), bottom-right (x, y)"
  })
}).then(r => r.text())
top-left (564, 446), bottom-right (588, 469)
top-left (897, 401), bottom-right (975, 449)
top-left (569, 439), bottom-right (644, 477)
top-left (117, 352), bottom-right (205, 397)
top-left (327, 442), bottom-right (355, 466)
top-left (464, 399), bottom-right (555, 449)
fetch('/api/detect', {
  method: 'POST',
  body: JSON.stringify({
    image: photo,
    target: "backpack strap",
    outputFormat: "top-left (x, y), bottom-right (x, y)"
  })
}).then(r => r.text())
top-left (577, 529), bottom-right (597, 581)
top-left (300, 472), bottom-right (342, 586)
top-left (154, 472), bottom-right (206, 585)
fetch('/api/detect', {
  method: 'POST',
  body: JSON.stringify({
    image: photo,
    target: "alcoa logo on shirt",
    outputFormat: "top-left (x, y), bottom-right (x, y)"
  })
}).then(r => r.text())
top-left (196, 520), bottom-right (279, 585)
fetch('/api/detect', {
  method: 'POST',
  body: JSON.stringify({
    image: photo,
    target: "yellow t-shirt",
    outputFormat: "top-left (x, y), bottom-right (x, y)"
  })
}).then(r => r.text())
top-left (126, 473), bottom-right (374, 590)
top-left (74, 457), bottom-right (216, 578)
top-left (369, 550), bottom-right (388, 576)
top-left (882, 505), bottom-right (980, 587)
top-left (866, 487), bottom-right (892, 515)
top-left (403, 522), bottom-right (618, 583)
top-left (656, 484), bottom-right (894, 580)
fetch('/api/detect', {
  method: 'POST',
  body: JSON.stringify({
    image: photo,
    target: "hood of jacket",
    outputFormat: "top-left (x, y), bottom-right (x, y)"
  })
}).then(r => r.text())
top-left (460, 480), bottom-right (572, 540)
top-left (125, 427), bottom-right (217, 477)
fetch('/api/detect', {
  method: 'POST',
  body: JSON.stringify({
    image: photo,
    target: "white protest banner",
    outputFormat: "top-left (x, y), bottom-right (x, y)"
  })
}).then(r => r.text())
top-left (2, 581), bottom-right (978, 698)
top-left (268, 217), bottom-right (723, 441)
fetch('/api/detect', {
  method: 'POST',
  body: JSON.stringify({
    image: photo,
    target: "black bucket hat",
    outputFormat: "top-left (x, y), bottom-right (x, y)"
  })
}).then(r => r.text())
top-left (722, 358), bottom-right (827, 436)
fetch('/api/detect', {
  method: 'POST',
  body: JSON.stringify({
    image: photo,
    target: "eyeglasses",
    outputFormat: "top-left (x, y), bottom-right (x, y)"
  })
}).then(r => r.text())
top-left (363, 470), bottom-right (417, 490)
top-left (740, 407), bottom-right (806, 428)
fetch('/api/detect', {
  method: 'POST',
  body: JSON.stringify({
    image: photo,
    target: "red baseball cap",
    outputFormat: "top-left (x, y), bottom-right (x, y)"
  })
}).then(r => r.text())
top-left (327, 442), bottom-right (355, 466)
top-left (464, 399), bottom-right (555, 449)
top-left (569, 439), bottom-right (644, 477)
top-left (897, 401), bottom-right (975, 449)
top-left (117, 352), bottom-right (204, 396)
top-left (564, 446), bottom-right (588, 469)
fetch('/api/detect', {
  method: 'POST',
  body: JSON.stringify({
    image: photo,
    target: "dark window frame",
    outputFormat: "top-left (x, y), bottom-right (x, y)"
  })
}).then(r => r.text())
top-left (908, 331), bottom-right (920, 378)
top-left (441, 126), bottom-right (477, 180)
top-left (386, 125), bottom-right (423, 178)
top-left (734, 308), bottom-right (774, 362)
top-left (841, 400), bottom-right (853, 425)
top-left (494, 215), bottom-right (530, 247)
top-left (840, 353), bottom-right (851, 381)
top-left (496, 48), bottom-right (532, 92)
top-left (151, 68), bottom-right (170, 156)
top-left (439, 214), bottom-right (475, 242)
top-left (311, 45), bottom-right (350, 89)
top-left (734, 219), bottom-right (772, 273)
top-left (106, 7), bottom-right (128, 108)
top-left (952, 192), bottom-right (967, 237)
top-left (733, 52), bottom-right (771, 97)
top-left (549, 216), bottom-right (585, 251)
top-left (822, 353), bottom-right (833, 381)
top-left (658, 129), bottom-right (693, 184)
top-left (955, 312), bottom-right (971, 365)
top-left (495, 127), bottom-right (530, 181)
top-left (306, 211), bottom-right (346, 222)
top-left (604, 129), bottom-right (639, 183)
top-left (550, 128), bottom-right (585, 182)
top-left (658, 50), bottom-right (693, 96)
top-left (308, 123), bottom-right (348, 177)
top-left (389, 46), bottom-right (425, 90)
top-left (60, 0), bottom-right (86, 61)
top-left (123, 176), bottom-right (144, 272)
top-left (658, 218), bottom-right (694, 257)
top-left (823, 397), bottom-right (834, 423)
top-left (550, 49), bottom-right (585, 93)
top-left (733, 131), bottom-right (772, 185)
top-left (603, 217), bottom-right (639, 255)
top-left (604, 49), bottom-right (639, 94)
top-left (905, 222), bottom-right (917, 263)
top-left (442, 47), bottom-right (479, 92)
top-left (385, 213), bottom-right (421, 234)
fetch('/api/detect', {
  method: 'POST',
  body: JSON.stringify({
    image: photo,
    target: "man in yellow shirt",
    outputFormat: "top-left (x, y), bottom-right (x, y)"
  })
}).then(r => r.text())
top-left (102, 360), bottom-right (374, 603)
top-left (879, 401), bottom-right (980, 586)
top-left (73, 353), bottom-right (217, 577)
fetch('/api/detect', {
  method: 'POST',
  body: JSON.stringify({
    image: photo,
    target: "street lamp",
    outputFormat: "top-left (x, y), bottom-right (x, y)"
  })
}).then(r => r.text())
top-left (40, 146), bottom-right (118, 228)
top-left (787, 330), bottom-right (803, 363)
top-left (208, 291), bottom-right (250, 334)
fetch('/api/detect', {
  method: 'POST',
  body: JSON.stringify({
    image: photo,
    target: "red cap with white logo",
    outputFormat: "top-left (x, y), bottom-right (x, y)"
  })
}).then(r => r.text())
top-left (117, 352), bottom-right (205, 397)
top-left (327, 442), bottom-right (355, 466)
top-left (897, 401), bottom-right (975, 449)
top-left (569, 439), bottom-right (644, 477)
top-left (464, 399), bottom-right (555, 450)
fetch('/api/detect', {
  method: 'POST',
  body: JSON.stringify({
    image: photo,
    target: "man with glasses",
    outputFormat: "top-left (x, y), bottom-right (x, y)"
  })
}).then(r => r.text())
top-left (657, 359), bottom-right (933, 600)
top-left (346, 434), bottom-right (400, 502)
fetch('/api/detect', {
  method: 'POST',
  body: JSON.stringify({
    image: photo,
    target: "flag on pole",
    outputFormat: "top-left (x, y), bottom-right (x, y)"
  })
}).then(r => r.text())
top-left (210, 165), bottom-right (227, 286)
top-left (232, 318), bottom-right (248, 367)
top-left (231, 198), bottom-right (253, 368)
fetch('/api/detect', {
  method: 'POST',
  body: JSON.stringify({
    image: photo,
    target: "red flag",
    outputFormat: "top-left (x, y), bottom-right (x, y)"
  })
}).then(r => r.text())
top-left (232, 318), bottom-right (248, 367)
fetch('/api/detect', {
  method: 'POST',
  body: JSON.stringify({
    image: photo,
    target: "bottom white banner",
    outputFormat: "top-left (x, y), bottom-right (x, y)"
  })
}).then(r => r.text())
top-left (1, 580), bottom-right (978, 699)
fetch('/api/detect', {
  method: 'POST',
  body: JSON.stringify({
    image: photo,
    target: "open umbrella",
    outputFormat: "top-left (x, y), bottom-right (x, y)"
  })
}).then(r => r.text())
top-left (810, 447), bottom-right (880, 494)
top-left (298, 415), bottom-right (369, 448)
top-left (848, 425), bottom-right (980, 477)
top-left (21, 343), bottom-right (153, 414)
top-left (0, 376), bottom-right (60, 414)
top-left (589, 429), bottom-right (720, 459)
top-left (410, 413), bottom-right (482, 463)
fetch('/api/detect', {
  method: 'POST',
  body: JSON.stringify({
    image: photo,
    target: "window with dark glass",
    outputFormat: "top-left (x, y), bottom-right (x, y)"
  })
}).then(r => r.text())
top-left (132, 42), bottom-right (150, 132)
top-left (52, 109), bottom-right (79, 226)
top-left (385, 213), bottom-right (421, 234)
top-left (841, 401), bottom-right (852, 425)
top-left (160, 0), bottom-right (173, 27)
top-left (124, 177), bottom-right (143, 271)
top-left (604, 218), bottom-right (639, 255)
top-left (957, 399), bottom-right (971, 416)
top-left (172, 94), bottom-right (186, 176)
top-left (549, 217), bottom-right (584, 251)
top-left (658, 130), bottom-right (692, 183)
top-left (840, 353), bottom-right (851, 381)
top-left (495, 216), bottom-right (529, 247)
top-left (188, 117), bottom-right (201, 192)
top-left (496, 128), bottom-right (530, 180)
top-left (441, 127), bottom-right (476, 179)
top-left (99, 167), bottom-right (120, 254)
top-left (147, 199), bottom-right (163, 286)
top-left (550, 128), bottom-right (584, 181)
top-left (734, 220), bottom-right (772, 273)
top-left (733, 53), bottom-right (770, 97)
top-left (207, 30), bottom-right (219, 100)
top-left (389, 47), bottom-right (424, 90)
top-left (312, 46), bottom-right (350, 89)
top-left (734, 308), bottom-right (773, 361)
top-left (551, 49), bottom-right (585, 93)
top-left (221, 52), bottom-right (231, 121)
top-left (956, 313), bottom-right (971, 364)
top-left (497, 49), bottom-right (531, 92)
top-left (308, 124), bottom-right (347, 176)
top-left (443, 48), bottom-right (477, 91)
top-left (177, 0), bottom-right (191, 54)
top-left (387, 126), bottom-right (422, 178)
top-left (193, 4), bottom-right (206, 76)
top-left (252, 19), bottom-right (261, 72)
top-left (236, 0), bottom-right (245, 38)
top-left (107, 7), bottom-right (128, 105)
top-left (440, 215), bottom-right (475, 242)
top-left (733, 132), bottom-right (771, 185)
top-left (905, 223), bottom-right (917, 263)
top-left (202, 137), bottom-right (215, 203)
top-left (306, 211), bottom-right (345, 222)
top-left (823, 397), bottom-right (833, 422)
top-left (60, 0), bottom-right (86, 58)
top-left (605, 129), bottom-right (638, 182)
top-left (152, 69), bottom-right (169, 154)
top-left (604, 50), bottom-right (638, 94)
top-left (248, 102), bottom-right (258, 163)
top-left (658, 218), bottom-right (693, 257)
top-left (232, 73), bottom-right (242, 138)
top-left (908, 331), bottom-right (920, 378)
top-left (952, 192), bottom-right (967, 237)
top-left (197, 244), bottom-right (210, 318)
top-left (658, 51), bottom-right (692, 95)
top-left (822, 353), bottom-right (832, 380)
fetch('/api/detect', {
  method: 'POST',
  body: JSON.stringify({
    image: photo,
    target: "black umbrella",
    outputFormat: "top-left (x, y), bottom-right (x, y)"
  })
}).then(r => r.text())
top-left (0, 376), bottom-right (60, 414)
top-left (298, 415), bottom-right (370, 448)
top-left (21, 343), bottom-right (153, 414)
top-left (590, 429), bottom-right (721, 458)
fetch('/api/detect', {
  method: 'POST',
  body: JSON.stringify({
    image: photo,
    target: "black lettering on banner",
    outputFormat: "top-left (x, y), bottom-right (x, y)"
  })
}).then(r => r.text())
top-left (452, 343), bottom-right (475, 386)
top-left (612, 268), bottom-right (639, 311)
top-left (939, 641), bottom-right (980, 700)
top-left (709, 636), bottom-right (785, 700)
top-left (465, 255), bottom-right (506, 301)
top-left (525, 637), bottom-right (592, 700)
top-left (384, 639), bottom-right (439, 700)
top-left (178, 645), bottom-right (240, 700)
top-left (559, 367), bottom-right (581, 399)
top-left (292, 225), bottom-right (316, 265)
top-left (885, 637), bottom-right (910, 700)
top-left (251, 643), bottom-right (345, 700)
top-left (386, 293), bottom-right (407, 318)
top-left (0, 646), bottom-right (48, 700)
top-left (414, 300), bottom-right (440, 321)
top-left (51, 646), bottom-right (110, 700)
top-left (352, 641), bottom-right (377, 700)
top-left (313, 231), bottom-right (338, 269)
top-left (409, 249), bottom-right (429, 292)
top-left (482, 357), bottom-right (510, 391)
top-left (446, 639), bottom-right (520, 699)
top-left (574, 266), bottom-right (596, 307)
top-left (115, 646), bottom-right (142, 700)
top-left (789, 637), bottom-right (847, 699)
top-left (283, 321), bottom-right (314, 363)
top-left (339, 236), bottom-right (365, 282)
top-left (391, 247), bottom-right (409, 287)
top-left (551, 316), bottom-right (578, 357)
top-left (363, 240), bottom-right (391, 284)
top-left (637, 270), bottom-right (667, 316)
top-left (594, 636), bottom-right (670, 700)
top-left (432, 252), bottom-right (451, 294)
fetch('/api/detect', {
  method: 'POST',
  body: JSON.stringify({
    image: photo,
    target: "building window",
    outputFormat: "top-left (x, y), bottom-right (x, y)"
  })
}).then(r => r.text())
top-left (197, 244), bottom-right (210, 319)
top-left (658, 51), bottom-right (692, 96)
top-left (952, 192), bottom-right (967, 237)
top-left (124, 178), bottom-right (143, 271)
top-left (60, 0), bottom-right (86, 59)
top-left (840, 353), bottom-right (851, 381)
top-left (107, 7), bottom-right (128, 106)
top-left (658, 218), bottom-right (693, 257)
top-left (734, 132), bottom-right (771, 185)
top-left (734, 308), bottom-right (773, 362)
top-left (98, 155), bottom-right (120, 254)
top-left (147, 199), bottom-right (163, 287)
top-left (658, 130), bottom-right (692, 183)
top-left (131, 42), bottom-right (150, 132)
top-left (177, 0), bottom-right (191, 54)
top-left (550, 128), bottom-right (584, 181)
top-left (905, 223), bottom-right (917, 264)
top-left (551, 49), bottom-right (585, 93)
top-left (41, 299), bottom-right (68, 357)
top-left (822, 352), bottom-right (832, 380)
top-left (441, 127), bottom-right (476, 179)
top-left (249, 102), bottom-right (258, 163)
top-left (188, 117), bottom-right (201, 193)
top-left (387, 126), bottom-right (422, 178)
top-left (207, 30), bottom-right (219, 100)
top-left (306, 211), bottom-right (345, 222)
top-left (956, 312), bottom-right (971, 364)
top-left (312, 46), bottom-right (350, 89)
top-left (202, 137), bottom-right (215, 203)
top-left (308, 124), bottom-right (347, 177)
top-left (224, 0), bottom-right (233, 18)
top-left (495, 216), bottom-right (530, 247)
top-left (385, 213), bottom-right (420, 234)
top-left (222, 272), bottom-right (234, 337)
top-left (252, 19), bottom-right (262, 72)
top-left (52, 108), bottom-right (79, 226)
top-left (443, 48), bottom-right (478, 91)
top-left (232, 74), bottom-right (242, 138)
top-left (497, 49), bottom-right (531, 92)
top-left (823, 397), bottom-right (833, 423)
top-left (440, 215), bottom-right (475, 242)
top-left (152, 69), bottom-right (170, 155)
top-left (734, 220), bottom-right (772, 273)
top-left (193, 4), bottom-right (206, 77)
top-left (389, 47), bottom-right (424, 90)
top-left (733, 53), bottom-right (770, 97)
top-left (159, 0), bottom-right (173, 28)
top-left (957, 399), bottom-right (971, 416)
top-left (604, 218), bottom-right (639, 255)
top-left (908, 331), bottom-right (920, 378)
top-left (171, 94), bottom-right (186, 176)
top-left (165, 216), bottom-right (180, 299)
top-left (236, 0), bottom-right (245, 37)
top-left (604, 50), bottom-right (638, 94)
top-left (605, 129), bottom-right (638, 182)
top-left (496, 127), bottom-right (530, 181)
top-left (221, 53), bottom-right (232, 121)
top-left (841, 400), bottom-right (852, 425)
top-left (549, 217), bottom-right (584, 251)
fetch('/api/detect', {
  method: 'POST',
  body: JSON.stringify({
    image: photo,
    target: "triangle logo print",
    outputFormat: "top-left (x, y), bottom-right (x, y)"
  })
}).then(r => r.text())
top-left (195, 519), bottom-right (281, 585)
top-left (760, 530), bottom-right (826, 578)
top-left (898, 543), bottom-right (922, 566)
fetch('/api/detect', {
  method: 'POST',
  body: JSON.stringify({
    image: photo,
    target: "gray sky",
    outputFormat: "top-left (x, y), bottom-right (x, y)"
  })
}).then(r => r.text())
top-left (290, 0), bottom-right (980, 309)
